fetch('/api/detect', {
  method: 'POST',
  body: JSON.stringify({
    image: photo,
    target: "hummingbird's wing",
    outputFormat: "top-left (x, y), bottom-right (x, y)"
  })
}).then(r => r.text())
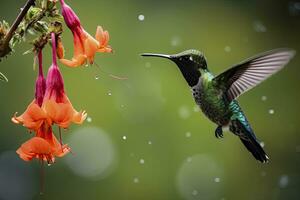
top-left (213, 49), bottom-right (295, 101)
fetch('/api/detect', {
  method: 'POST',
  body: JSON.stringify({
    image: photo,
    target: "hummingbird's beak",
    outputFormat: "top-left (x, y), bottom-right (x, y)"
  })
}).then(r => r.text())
top-left (141, 53), bottom-right (172, 59)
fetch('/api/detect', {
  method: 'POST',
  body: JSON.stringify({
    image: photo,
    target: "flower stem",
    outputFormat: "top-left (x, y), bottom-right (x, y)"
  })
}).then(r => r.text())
top-left (39, 160), bottom-right (45, 195)
top-left (51, 32), bottom-right (57, 67)
top-left (38, 50), bottom-right (43, 77)
top-left (0, 0), bottom-right (36, 57)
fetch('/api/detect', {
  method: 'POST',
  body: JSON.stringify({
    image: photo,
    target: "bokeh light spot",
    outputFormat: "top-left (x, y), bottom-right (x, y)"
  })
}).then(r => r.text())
top-left (64, 127), bottom-right (118, 180)
top-left (176, 154), bottom-right (223, 200)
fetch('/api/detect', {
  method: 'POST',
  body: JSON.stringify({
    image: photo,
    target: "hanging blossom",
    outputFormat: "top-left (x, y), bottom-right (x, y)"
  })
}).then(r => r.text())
top-left (13, 50), bottom-right (69, 164)
top-left (57, 0), bottom-right (112, 67)
top-left (12, 33), bottom-right (87, 164)
top-left (42, 32), bottom-right (87, 128)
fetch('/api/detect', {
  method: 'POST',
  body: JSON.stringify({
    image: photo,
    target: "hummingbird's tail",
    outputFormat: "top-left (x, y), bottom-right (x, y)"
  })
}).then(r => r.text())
top-left (240, 137), bottom-right (269, 163)
top-left (230, 119), bottom-right (269, 163)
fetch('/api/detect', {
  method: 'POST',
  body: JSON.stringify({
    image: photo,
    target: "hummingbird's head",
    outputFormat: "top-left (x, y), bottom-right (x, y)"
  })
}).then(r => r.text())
top-left (141, 49), bottom-right (207, 87)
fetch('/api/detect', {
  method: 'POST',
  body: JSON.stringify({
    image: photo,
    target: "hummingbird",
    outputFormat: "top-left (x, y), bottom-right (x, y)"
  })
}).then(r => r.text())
top-left (141, 49), bottom-right (295, 163)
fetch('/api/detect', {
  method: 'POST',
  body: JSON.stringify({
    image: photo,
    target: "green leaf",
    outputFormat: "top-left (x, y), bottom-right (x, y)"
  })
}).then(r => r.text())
top-left (0, 72), bottom-right (8, 82)
top-left (10, 34), bottom-right (22, 47)
top-left (26, 7), bottom-right (43, 21)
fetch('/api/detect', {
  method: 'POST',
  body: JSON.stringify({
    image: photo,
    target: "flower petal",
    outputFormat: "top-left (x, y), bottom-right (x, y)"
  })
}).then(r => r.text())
top-left (16, 137), bottom-right (51, 162)
top-left (12, 100), bottom-right (48, 131)
top-left (43, 95), bottom-right (86, 128)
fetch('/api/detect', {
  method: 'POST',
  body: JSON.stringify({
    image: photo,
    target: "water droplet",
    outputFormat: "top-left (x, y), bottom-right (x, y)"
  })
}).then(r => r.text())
top-left (139, 159), bottom-right (145, 164)
top-left (171, 36), bottom-right (181, 47)
top-left (122, 136), bottom-right (127, 140)
top-left (186, 157), bottom-right (192, 162)
top-left (86, 117), bottom-right (92, 123)
top-left (178, 105), bottom-right (191, 119)
top-left (95, 75), bottom-right (100, 80)
top-left (224, 46), bottom-right (231, 52)
top-left (214, 177), bottom-right (221, 183)
top-left (133, 177), bottom-right (139, 183)
top-left (138, 14), bottom-right (145, 21)
top-left (85, 64), bottom-right (89, 67)
top-left (268, 109), bottom-right (275, 115)
top-left (279, 175), bottom-right (289, 188)
top-left (253, 21), bottom-right (267, 32)
top-left (260, 141), bottom-right (265, 147)
top-left (261, 96), bottom-right (267, 101)
top-left (192, 189), bottom-right (198, 196)
top-left (108, 91), bottom-right (112, 96)
top-left (47, 163), bottom-right (52, 166)
top-left (185, 132), bottom-right (191, 138)
top-left (148, 141), bottom-right (152, 145)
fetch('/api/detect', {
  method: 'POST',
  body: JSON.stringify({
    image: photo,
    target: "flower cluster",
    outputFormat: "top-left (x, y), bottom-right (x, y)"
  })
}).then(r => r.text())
top-left (13, 33), bottom-right (87, 164)
top-left (12, 0), bottom-right (111, 165)
top-left (57, 0), bottom-right (112, 67)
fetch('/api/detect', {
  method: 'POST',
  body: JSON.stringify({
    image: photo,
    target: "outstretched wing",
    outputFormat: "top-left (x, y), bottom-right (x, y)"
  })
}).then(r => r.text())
top-left (213, 49), bottom-right (295, 101)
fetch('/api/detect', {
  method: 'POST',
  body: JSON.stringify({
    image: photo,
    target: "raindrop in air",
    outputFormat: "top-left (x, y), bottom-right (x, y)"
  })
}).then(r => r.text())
top-left (224, 46), bottom-right (231, 52)
top-left (138, 14), bottom-right (145, 21)
top-left (95, 75), bottom-right (100, 80)
top-left (185, 132), bottom-right (192, 138)
top-left (148, 141), bottom-right (152, 145)
top-left (108, 91), bottom-right (112, 96)
top-left (139, 159), bottom-right (145, 165)
top-left (192, 190), bottom-right (198, 196)
top-left (214, 177), bottom-right (221, 183)
top-left (178, 105), bottom-right (191, 119)
top-left (268, 109), bottom-right (275, 115)
top-left (122, 136), bottom-right (127, 140)
top-left (171, 36), bottom-right (181, 47)
top-left (261, 96), bottom-right (267, 101)
top-left (133, 177), bottom-right (139, 183)
top-left (253, 20), bottom-right (267, 32)
top-left (86, 117), bottom-right (92, 123)
top-left (279, 175), bottom-right (289, 188)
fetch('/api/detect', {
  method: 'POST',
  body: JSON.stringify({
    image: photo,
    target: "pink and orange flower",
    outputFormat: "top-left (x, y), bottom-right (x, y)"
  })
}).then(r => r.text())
top-left (58, 0), bottom-right (112, 67)
top-left (13, 33), bottom-right (86, 163)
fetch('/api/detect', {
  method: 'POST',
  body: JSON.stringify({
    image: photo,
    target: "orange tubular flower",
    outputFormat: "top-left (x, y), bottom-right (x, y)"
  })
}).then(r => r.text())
top-left (12, 51), bottom-right (48, 131)
top-left (58, 0), bottom-right (112, 67)
top-left (17, 124), bottom-right (70, 163)
top-left (43, 33), bottom-right (87, 128)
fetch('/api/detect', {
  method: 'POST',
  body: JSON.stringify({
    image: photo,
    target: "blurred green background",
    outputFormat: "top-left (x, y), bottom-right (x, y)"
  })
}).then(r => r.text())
top-left (0, 0), bottom-right (300, 199)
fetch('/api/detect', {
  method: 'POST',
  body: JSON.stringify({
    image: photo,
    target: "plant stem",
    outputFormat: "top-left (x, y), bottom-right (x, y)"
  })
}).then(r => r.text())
top-left (0, 0), bottom-right (36, 57)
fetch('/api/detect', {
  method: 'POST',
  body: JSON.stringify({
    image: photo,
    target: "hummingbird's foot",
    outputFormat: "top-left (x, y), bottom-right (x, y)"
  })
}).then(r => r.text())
top-left (215, 126), bottom-right (223, 139)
